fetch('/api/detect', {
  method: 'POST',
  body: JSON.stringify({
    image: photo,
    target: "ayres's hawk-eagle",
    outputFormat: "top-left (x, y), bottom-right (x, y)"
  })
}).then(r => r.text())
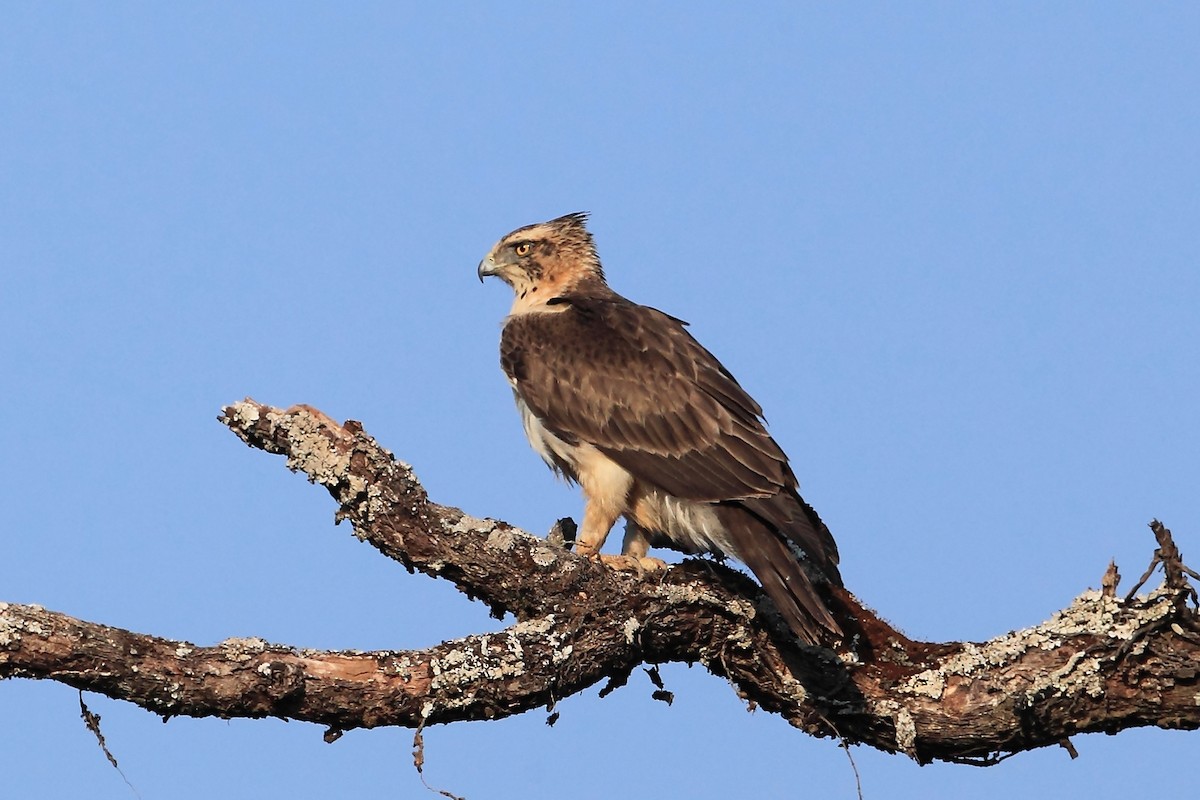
top-left (478, 213), bottom-right (842, 644)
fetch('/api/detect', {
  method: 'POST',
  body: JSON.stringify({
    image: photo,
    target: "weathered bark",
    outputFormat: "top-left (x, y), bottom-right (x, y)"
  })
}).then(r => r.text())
top-left (2, 399), bottom-right (1197, 763)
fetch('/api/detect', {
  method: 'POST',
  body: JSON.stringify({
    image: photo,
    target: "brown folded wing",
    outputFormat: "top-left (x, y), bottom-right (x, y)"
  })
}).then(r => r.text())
top-left (500, 295), bottom-right (841, 589)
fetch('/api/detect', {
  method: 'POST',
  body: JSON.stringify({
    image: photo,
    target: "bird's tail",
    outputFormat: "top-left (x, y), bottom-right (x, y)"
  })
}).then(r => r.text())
top-left (716, 493), bottom-right (842, 645)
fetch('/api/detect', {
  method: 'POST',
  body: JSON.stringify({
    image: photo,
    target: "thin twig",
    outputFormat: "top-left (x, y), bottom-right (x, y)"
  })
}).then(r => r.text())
top-left (79, 693), bottom-right (140, 798)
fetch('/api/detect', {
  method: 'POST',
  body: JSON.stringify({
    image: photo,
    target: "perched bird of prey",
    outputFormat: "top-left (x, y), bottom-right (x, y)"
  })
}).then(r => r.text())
top-left (478, 213), bottom-right (842, 644)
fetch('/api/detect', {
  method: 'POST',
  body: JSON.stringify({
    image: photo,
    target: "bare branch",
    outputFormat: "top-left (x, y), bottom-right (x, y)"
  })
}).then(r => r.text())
top-left (0, 600), bottom-right (636, 732)
top-left (1126, 520), bottom-right (1200, 606)
top-left (2, 399), bottom-right (1198, 767)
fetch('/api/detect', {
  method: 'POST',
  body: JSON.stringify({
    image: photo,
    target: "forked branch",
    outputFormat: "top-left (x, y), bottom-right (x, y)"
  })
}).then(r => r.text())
top-left (1, 400), bottom-right (1197, 765)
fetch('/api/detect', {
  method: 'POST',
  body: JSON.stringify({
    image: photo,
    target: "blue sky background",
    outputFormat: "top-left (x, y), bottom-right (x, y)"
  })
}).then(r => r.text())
top-left (2, 4), bottom-right (1198, 798)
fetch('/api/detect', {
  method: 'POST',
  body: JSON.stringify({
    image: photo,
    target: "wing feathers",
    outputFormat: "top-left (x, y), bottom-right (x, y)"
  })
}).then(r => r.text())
top-left (716, 503), bottom-right (841, 643)
top-left (502, 297), bottom-right (814, 504)
top-left (737, 492), bottom-right (841, 584)
top-left (501, 294), bottom-right (842, 642)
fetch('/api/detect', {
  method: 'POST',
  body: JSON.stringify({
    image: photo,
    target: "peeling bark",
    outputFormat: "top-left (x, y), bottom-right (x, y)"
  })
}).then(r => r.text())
top-left (2, 399), bottom-right (1198, 764)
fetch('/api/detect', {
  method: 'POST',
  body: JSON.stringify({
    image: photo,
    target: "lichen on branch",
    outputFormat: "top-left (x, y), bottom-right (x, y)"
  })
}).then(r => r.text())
top-left (1, 399), bottom-right (1197, 766)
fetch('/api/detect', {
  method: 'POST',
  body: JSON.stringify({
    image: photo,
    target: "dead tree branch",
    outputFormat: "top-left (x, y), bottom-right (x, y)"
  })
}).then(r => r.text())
top-left (2, 399), bottom-right (1198, 764)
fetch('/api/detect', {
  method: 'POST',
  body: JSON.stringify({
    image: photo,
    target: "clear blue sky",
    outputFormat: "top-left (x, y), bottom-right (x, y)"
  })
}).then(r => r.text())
top-left (2, 4), bottom-right (1198, 798)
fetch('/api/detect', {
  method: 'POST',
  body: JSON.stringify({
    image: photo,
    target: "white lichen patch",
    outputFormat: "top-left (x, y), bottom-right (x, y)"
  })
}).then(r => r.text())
top-left (1027, 649), bottom-right (1105, 700)
top-left (725, 597), bottom-right (757, 619)
top-left (430, 648), bottom-right (467, 676)
top-left (0, 618), bottom-right (18, 647)
top-left (899, 587), bottom-right (1179, 703)
top-left (388, 656), bottom-right (418, 680)
top-left (0, 606), bottom-right (52, 647)
top-left (448, 513), bottom-right (496, 536)
top-left (420, 617), bottom-right (573, 711)
top-left (623, 617), bottom-right (641, 644)
top-left (267, 410), bottom-right (358, 491)
top-left (226, 402), bottom-right (260, 426)
top-left (486, 528), bottom-right (515, 551)
top-left (899, 634), bottom-right (1038, 697)
top-left (511, 615), bottom-right (556, 642)
top-left (1037, 587), bottom-right (1174, 642)
top-left (345, 473), bottom-right (368, 500)
top-left (894, 707), bottom-right (918, 756)
top-left (287, 435), bottom-right (351, 488)
top-left (220, 637), bottom-right (270, 662)
top-left (904, 670), bottom-right (947, 700)
top-left (364, 482), bottom-right (389, 526)
top-left (530, 546), bottom-right (558, 567)
top-left (657, 582), bottom-right (729, 611)
top-left (552, 643), bottom-right (574, 665)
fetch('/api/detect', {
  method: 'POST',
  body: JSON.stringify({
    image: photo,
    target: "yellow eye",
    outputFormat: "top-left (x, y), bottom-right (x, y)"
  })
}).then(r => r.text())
top-left (515, 242), bottom-right (532, 257)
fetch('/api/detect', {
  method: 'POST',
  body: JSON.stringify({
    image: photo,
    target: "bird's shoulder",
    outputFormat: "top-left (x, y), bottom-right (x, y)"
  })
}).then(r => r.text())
top-left (499, 289), bottom-right (797, 501)
top-left (500, 292), bottom-right (692, 369)
top-left (500, 290), bottom-right (764, 432)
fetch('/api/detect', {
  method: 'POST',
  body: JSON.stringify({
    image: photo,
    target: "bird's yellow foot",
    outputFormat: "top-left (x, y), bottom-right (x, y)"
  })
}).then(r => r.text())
top-left (598, 553), bottom-right (668, 577)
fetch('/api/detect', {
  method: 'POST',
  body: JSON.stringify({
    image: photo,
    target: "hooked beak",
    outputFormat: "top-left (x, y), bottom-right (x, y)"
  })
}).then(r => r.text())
top-left (477, 254), bottom-right (498, 283)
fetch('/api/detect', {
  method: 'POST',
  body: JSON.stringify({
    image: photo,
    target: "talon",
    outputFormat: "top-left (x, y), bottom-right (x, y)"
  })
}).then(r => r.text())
top-left (598, 554), bottom-right (668, 577)
top-left (598, 554), bottom-right (639, 572)
top-left (638, 556), bottom-right (667, 573)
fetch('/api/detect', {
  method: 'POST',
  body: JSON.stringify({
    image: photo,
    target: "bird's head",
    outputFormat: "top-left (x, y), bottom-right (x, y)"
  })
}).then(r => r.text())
top-left (478, 212), bottom-right (606, 305)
